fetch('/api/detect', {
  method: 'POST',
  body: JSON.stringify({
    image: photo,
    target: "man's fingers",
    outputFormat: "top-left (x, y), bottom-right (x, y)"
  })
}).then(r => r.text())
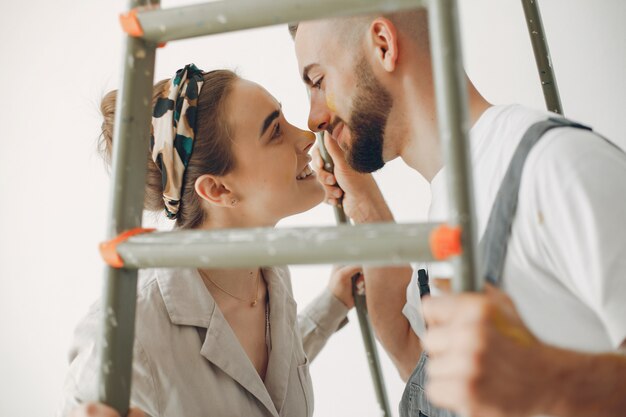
top-left (422, 294), bottom-right (491, 327)
top-left (70, 403), bottom-right (120, 417)
top-left (314, 133), bottom-right (345, 173)
top-left (427, 351), bottom-right (476, 380)
top-left (328, 186), bottom-right (343, 198)
top-left (421, 326), bottom-right (451, 354)
top-left (323, 131), bottom-right (347, 168)
top-left (422, 325), bottom-right (488, 357)
top-left (127, 408), bottom-right (146, 417)
top-left (423, 287), bottom-right (517, 329)
top-left (422, 295), bottom-right (460, 326)
top-left (312, 145), bottom-right (339, 181)
top-left (320, 183), bottom-right (343, 199)
top-left (312, 146), bottom-right (325, 169)
top-left (425, 379), bottom-right (467, 414)
top-left (312, 146), bottom-right (342, 189)
top-left (316, 168), bottom-right (336, 185)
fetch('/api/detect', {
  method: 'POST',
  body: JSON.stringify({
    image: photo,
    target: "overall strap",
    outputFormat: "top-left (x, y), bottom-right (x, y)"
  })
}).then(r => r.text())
top-left (481, 117), bottom-right (592, 286)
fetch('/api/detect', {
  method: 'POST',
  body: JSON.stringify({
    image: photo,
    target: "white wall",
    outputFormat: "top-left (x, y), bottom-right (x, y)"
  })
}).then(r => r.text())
top-left (0, 1), bottom-right (624, 416)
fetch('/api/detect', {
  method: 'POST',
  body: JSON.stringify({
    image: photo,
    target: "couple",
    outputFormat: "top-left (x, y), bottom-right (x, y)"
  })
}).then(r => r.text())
top-left (66, 8), bottom-right (626, 417)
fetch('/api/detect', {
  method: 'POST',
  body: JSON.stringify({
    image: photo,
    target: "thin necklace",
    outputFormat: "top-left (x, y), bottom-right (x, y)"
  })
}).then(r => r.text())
top-left (200, 269), bottom-right (261, 307)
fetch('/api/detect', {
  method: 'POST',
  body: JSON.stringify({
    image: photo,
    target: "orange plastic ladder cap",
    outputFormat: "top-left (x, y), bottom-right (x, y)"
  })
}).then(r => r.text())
top-left (99, 227), bottom-right (155, 268)
top-left (430, 225), bottom-right (463, 260)
top-left (120, 9), bottom-right (144, 37)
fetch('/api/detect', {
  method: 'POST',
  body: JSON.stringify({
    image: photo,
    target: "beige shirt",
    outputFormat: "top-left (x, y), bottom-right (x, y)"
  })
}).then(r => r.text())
top-left (59, 266), bottom-right (349, 417)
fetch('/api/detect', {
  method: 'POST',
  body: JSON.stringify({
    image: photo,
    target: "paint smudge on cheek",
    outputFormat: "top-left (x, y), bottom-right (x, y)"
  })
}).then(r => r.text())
top-left (326, 92), bottom-right (337, 113)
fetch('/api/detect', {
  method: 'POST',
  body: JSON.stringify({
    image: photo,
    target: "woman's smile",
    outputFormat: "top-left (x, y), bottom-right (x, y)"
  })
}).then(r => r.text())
top-left (296, 164), bottom-right (316, 180)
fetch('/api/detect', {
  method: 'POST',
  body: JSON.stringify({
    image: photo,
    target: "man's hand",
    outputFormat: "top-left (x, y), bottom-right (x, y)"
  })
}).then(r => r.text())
top-left (314, 132), bottom-right (419, 378)
top-left (421, 285), bottom-right (545, 417)
top-left (422, 286), bottom-right (626, 417)
top-left (312, 132), bottom-right (392, 224)
top-left (70, 403), bottom-right (145, 417)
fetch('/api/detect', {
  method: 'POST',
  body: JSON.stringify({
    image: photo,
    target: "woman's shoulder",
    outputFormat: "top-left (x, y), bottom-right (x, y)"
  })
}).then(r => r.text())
top-left (68, 269), bottom-right (169, 355)
top-left (135, 268), bottom-right (169, 315)
top-left (77, 269), bottom-right (162, 316)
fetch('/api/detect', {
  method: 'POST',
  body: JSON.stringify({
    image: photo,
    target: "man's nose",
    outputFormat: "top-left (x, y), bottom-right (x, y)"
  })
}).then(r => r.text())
top-left (307, 93), bottom-right (331, 132)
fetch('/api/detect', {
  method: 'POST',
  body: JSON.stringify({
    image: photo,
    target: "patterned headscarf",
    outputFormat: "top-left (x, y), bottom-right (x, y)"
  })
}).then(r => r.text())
top-left (151, 64), bottom-right (204, 219)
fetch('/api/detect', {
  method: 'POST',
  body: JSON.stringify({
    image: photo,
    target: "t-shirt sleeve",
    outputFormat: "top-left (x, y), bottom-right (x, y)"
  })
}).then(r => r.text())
top-left (533, 129), bottom-right (626, 349)
top-left (402, 266), bottom-right (427, 340)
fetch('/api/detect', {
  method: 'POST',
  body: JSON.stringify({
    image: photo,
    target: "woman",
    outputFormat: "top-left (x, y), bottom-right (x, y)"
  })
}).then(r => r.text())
top-left (60, 64), bottom-right (360, 417)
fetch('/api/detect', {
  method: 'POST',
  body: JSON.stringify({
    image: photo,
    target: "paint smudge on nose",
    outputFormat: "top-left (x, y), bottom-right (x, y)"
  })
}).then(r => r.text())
top-left (326, 92), bottom-right (337, 112)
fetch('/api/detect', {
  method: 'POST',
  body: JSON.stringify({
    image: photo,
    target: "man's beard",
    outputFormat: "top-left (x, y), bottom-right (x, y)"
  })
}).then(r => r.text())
top-left (344, 57), bottom-right (393, 173)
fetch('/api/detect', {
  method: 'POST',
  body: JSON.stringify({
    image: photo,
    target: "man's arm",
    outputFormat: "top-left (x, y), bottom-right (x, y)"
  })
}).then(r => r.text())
top-left (538, 340), bottom-right (626, 417)
top-left (421, 286), bottom-right (626, 417)
top-left (363, 264), bottom-right (422, 381)
top-left (312, 134), bottom-right (422, 380)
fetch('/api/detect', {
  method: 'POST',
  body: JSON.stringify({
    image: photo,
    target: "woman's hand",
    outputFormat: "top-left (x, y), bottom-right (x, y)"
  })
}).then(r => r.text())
top-left (312, 132), bottom-right (393, 224)
top-left (70, 403), bottom-right (145, 417)
top-left (328, 265), bottom-right (364, 309)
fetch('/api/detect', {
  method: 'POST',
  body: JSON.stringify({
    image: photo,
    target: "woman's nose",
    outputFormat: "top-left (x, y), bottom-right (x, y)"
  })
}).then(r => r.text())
top-left (297, 130), bottom-right (316, 154)
top-left (307, 93), bottom-right (331, 132)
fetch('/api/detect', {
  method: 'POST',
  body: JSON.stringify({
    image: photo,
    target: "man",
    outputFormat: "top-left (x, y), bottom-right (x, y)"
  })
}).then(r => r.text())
top-left (292, 9), bottom-right (626, 417)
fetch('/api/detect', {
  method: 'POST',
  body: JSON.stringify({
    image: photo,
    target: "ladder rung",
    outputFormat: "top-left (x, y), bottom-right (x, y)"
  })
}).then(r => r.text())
top-left (133, 0), bottom-right (425, 44)
top-left (116, 222), bottom-right (447, 268)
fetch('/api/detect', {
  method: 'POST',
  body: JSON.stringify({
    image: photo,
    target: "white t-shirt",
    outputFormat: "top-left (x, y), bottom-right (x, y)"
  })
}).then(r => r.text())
top-left (403, 104), bottom-right (626, 353)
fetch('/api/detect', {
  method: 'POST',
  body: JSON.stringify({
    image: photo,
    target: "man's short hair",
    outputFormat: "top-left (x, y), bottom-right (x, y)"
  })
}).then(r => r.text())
top-left (287, 10), bottom-right (428, 44)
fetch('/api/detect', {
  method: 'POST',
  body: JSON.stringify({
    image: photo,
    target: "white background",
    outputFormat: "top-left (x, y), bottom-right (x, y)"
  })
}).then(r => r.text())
top-left (1, 0), bottom-right (625, 416)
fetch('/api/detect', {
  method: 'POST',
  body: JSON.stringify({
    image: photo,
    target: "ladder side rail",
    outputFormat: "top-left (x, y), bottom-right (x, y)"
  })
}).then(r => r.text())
top-left (99, 0), bottom-right (158, 414)
top-left (427, 0), bottom-right (481, 292)
top-left (317, 135), bottom-right (392, 417)
top-left (316, 135), bottom-right (350, 224)
top-left (352, 291), bottom-right (393, 417)
top-left (135, 0), bottom-right (425, 43)
top-left (116, 222), bottom-right (447, 268)
top-left (521, 0), bottom-right (563, 114)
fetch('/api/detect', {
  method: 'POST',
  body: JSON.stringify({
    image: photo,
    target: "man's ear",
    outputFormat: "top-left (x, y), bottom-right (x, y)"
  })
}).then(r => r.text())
top-left (368, 17), bottom-right (399, 73)
top-left (194, 174), bottom-right (236, 207)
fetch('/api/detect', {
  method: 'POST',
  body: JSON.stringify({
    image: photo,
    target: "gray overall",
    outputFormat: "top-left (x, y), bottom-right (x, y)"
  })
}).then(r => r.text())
top-left (399, 117), bottom-right (595, 417)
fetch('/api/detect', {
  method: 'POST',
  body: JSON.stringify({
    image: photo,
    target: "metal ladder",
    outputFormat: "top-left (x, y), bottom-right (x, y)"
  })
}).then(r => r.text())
top-left (98, 0), bottom-right (561, 415)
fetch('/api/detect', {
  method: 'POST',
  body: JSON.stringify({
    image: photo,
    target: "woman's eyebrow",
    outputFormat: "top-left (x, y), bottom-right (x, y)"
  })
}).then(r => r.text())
top-left (260, 110), bottom-right (280, 138)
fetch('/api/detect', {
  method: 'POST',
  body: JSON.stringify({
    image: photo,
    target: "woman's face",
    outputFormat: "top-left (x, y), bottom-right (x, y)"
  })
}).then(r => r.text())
top-left (223, 79), bottom-right (324, 226)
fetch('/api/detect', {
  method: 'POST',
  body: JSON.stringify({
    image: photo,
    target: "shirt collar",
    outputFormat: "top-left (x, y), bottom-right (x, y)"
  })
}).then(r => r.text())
top-left (156, 266), bottom-right (295, 328)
